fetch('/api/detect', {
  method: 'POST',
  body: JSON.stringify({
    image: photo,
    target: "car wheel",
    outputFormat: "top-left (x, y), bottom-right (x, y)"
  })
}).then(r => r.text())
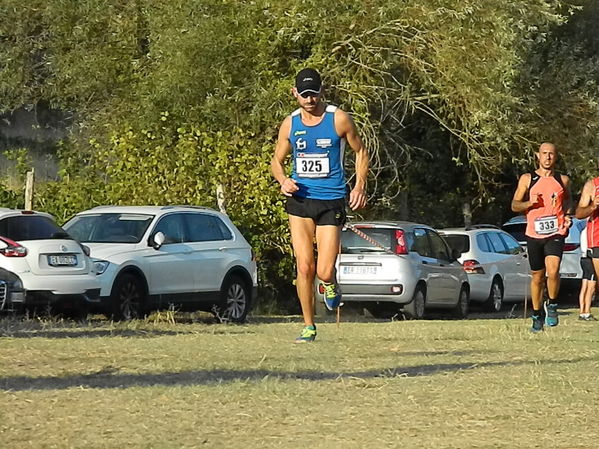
top-left (110, 273), bottom-right (145, 321)
top-left (485, 279), bottom-right (504, 313)
top-left (216, 275), bottom-right (250, 323)
top-left (452, 286), bottom-right (469, 319)
top-left (403, 287), bottom-right (425, 320)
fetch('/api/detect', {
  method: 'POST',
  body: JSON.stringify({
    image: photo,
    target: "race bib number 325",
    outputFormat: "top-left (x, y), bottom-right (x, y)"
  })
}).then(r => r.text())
top-left (296, 153), bottom-right (330, 178)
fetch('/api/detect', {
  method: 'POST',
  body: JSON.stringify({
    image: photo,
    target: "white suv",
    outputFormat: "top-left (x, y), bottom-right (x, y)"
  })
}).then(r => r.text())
top-left (63, 205), bottom-right (258, 322)
top-left (0, 209), bottom-right (100, 318)
top-left (440, 226), bottom-right (530, 312)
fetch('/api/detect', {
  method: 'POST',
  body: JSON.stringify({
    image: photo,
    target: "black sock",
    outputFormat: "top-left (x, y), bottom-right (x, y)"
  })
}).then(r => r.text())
top-left (532, 309), bottom-right (542, 317)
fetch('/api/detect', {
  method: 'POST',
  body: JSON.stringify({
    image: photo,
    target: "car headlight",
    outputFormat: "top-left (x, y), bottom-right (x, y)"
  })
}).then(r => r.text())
top-left (93, 260), bottom-right (110, 275)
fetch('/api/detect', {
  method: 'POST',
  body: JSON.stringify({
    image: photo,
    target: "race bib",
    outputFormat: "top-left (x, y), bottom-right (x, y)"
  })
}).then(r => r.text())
top-left (534, 215), bottom-right (558, 235)
top-left (296, 153), bottom-right (330, 178)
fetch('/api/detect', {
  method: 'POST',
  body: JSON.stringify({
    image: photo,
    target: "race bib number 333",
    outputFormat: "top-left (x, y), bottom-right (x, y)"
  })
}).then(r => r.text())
top-left (534, 215), bottom-right (558, 235)
top-left (296, 153), bottom-right (330, 178)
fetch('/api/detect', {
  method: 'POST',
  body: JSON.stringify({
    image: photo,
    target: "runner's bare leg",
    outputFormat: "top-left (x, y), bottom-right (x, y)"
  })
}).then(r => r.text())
top-left (289, 215), bottom-right (317, 326)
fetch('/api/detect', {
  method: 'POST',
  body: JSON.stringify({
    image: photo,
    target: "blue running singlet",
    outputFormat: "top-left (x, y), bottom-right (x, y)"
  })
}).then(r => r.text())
top-left (288, 105), bottom-right (347, 200)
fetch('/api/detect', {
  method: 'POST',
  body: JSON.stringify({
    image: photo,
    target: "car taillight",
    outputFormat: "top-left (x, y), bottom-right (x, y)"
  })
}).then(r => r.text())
top-left (0, 237), bottom-right (28, 257)
top-left (563, 243), bottom-right (579, 252)
top-left (395, 230), bottom-right (408, 255)
top-left (462, 259), bottom-right (485, 274)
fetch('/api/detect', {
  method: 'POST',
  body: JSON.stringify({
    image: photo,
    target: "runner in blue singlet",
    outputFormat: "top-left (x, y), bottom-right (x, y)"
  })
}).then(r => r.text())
top-left (271, 68), bottom-right (369, 343)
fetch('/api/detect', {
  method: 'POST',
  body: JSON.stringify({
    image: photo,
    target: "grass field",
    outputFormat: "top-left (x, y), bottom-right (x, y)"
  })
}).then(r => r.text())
top-left (1, 307), bottom-right (599, 449)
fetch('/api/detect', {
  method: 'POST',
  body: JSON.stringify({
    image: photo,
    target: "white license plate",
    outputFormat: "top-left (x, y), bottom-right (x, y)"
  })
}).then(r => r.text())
top-left (48, 255), bottom-right (77, 266)
top-left (342, 265), bottom-right (378, 275)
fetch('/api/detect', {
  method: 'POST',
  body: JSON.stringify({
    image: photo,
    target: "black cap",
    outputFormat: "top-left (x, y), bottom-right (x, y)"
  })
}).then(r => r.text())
top-left (295, 68), bottom-right (321, 96)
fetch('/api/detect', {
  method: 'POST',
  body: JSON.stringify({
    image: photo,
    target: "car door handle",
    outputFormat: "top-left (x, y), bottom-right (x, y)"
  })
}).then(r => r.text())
top-left (218, 247), bottom-right (227, 251)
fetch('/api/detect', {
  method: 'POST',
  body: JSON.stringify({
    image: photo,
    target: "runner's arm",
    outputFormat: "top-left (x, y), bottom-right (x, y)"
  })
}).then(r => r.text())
top-left (270, 116), bottom-right (298, 197)
top-left (575, 180), bottom-right (597, 219)
top-left (511, 173), bottom-right (533, 213)
top-left (335, 110), bottom-right (368, 210)
top-left (561, 175), bottom-right (574, 227)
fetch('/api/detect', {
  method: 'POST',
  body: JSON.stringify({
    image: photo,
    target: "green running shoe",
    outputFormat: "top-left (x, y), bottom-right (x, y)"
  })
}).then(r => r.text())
top-left (531, 314), bottom-right (544, 333)
top-left (294, 325), bottom-right (317, 343)
top-left (544, 302), bottom-right (559, 327)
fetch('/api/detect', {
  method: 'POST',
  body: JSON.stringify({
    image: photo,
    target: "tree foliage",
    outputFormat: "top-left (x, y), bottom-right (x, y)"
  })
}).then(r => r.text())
top-left (2, 0), bottom-right (599, 306)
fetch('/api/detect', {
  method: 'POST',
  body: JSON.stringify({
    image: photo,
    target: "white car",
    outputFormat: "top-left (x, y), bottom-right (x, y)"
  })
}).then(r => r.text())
top-left (502, 215), bottom-right (586, 283)
top-left (440, 226), bottom-right (530, 312)
top-left (336, 221), bottom-right (470, 319)
top-left (0, 209), bottom-right (100, 318)
top-left (63, 205), bottom-right (258, 322)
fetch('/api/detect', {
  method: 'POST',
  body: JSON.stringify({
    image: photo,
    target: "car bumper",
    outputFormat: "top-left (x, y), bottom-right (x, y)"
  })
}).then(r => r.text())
top-left (339, 283), bottom-right (412, 304)
top-left (0, 271), bottom-right (101, 312)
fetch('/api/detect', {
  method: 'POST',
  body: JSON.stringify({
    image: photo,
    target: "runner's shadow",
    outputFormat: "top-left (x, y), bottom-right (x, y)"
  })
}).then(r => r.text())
top-left (1, 355), bottom-right (595, 392)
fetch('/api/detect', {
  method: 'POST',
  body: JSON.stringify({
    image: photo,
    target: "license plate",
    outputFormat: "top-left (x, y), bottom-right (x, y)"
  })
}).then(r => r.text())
top-left (342, 265), bottom-right (378, 275)
top-left (48, 255), bottom-right (77, 266)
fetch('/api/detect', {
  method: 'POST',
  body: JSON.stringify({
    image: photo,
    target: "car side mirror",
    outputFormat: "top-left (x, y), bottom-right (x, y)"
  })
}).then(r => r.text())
top-left (151, 231), bottom-right (166, 250)
top-left (451, 248), bottom-right (461, 261)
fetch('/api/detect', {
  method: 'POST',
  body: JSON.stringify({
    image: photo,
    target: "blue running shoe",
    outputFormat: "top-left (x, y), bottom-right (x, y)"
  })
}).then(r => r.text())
top-left (544, 302), bottom-right (559, 327)
top-left (294, 325), bottom-right (317, 343)
top-left (320, 280), bottom-right (341, 310)
top-left (531, 314), bottom-right (544, 333)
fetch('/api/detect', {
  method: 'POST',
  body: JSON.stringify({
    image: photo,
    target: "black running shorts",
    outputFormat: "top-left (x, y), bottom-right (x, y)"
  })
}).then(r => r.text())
top-left (286, 196), bottom-right (346, 226)
top-left (581, 256), bottom-right (596, 281)
top-left (526, 234), bottom-right (565, 272)
top-left (588, 247), bottom-right (599, 259)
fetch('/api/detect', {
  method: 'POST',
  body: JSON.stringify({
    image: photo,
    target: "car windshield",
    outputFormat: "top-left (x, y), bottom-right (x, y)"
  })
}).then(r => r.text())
top-left (0, 215), bottom-right (70, 241)
top-left (64, 213), bottom-right (154, 243)
top-left (443, 234), bottom-right (470, 254)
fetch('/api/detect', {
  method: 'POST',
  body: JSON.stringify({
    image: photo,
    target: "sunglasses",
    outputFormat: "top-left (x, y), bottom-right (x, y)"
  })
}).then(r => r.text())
top-left (298, 90), bottom-right (321, 98)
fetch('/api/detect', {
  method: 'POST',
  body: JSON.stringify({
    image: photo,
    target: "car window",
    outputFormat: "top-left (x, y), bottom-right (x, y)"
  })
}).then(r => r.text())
top-left (476, 233), bottom-right (491, 252)
top-left (443, 234), bottom-right (469, 254)
top-left (427, 229), bottom-right (451, 261)
top-left (64, 213), bottom-right (153, 243)
top-left (411, 228), bottom-right (432, 257)
top-left (0, 215), bottom-right (68, 241)
top-left (499, 232), bottom-right (522, 255)
top-left (487, 232), bottom-right (509, 254)
top-left (183, 213), bottom-right (232, 242)
top-left (153, 214), bottom-right (185, 244)
top-left (501, 223), bottom-right (526, 244)
top-left (341, 227), bottom-right (395, 253)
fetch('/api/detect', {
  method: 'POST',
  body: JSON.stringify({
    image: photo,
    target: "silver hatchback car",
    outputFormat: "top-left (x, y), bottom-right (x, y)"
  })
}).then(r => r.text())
top-left (336, 221), bottom-right (470, 319)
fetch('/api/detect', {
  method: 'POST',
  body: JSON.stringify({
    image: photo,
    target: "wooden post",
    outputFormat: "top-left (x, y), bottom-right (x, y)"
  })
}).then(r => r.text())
top-left (462, 201), bottom-right (472, 228)
top-left (216, 184), bottom-right (226, 213)
top-left (25, 169), bottom-right (35, 210)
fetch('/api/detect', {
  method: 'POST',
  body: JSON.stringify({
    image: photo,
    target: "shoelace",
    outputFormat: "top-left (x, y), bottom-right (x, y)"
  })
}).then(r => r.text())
top-left (323, 283), bottom-right (337, 297)
top-left (300, 327), bottom-right (316, 338)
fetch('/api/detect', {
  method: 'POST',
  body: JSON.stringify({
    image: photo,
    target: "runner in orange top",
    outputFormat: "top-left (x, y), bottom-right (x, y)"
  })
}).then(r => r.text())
top-left (511, 143), bottom-right (573, 332)
top-left (575, 157), bottom-right (599, 285)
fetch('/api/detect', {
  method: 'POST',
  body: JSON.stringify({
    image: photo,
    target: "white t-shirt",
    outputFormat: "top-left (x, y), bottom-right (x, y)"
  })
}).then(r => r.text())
top-left (581, 227), bottom-right (588, 254)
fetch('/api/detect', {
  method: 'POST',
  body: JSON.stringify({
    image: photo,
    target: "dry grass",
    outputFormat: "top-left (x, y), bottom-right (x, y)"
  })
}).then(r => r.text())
top-left (1, 308), bottom-right (598, 448)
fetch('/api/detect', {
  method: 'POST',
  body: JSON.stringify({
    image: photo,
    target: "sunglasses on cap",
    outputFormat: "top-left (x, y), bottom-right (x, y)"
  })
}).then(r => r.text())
top-left (298, 90), bottom-right (321, 98)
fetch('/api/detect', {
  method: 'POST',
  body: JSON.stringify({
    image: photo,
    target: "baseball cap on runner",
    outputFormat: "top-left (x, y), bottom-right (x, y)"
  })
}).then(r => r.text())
top-left (295, 68), bottom-right (322, 96)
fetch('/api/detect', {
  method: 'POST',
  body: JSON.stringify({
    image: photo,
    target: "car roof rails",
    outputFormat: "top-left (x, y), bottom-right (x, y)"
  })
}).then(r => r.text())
top-left (465, 224), bottom-right (500, 230)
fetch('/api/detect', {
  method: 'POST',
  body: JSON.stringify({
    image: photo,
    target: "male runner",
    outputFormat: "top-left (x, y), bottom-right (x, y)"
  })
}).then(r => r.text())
top-left (511, 142), bottom-right (572, 332)
top-left (271, 68), bottom-right (368, 343)
top-left (575, 157), bottom-right (599, 290)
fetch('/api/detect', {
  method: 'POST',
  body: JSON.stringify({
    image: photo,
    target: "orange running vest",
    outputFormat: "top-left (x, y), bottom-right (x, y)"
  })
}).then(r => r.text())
top-left (525, 172), bottom-right (568, 239)
top-left (587, 177), bottom-right (599, 248)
